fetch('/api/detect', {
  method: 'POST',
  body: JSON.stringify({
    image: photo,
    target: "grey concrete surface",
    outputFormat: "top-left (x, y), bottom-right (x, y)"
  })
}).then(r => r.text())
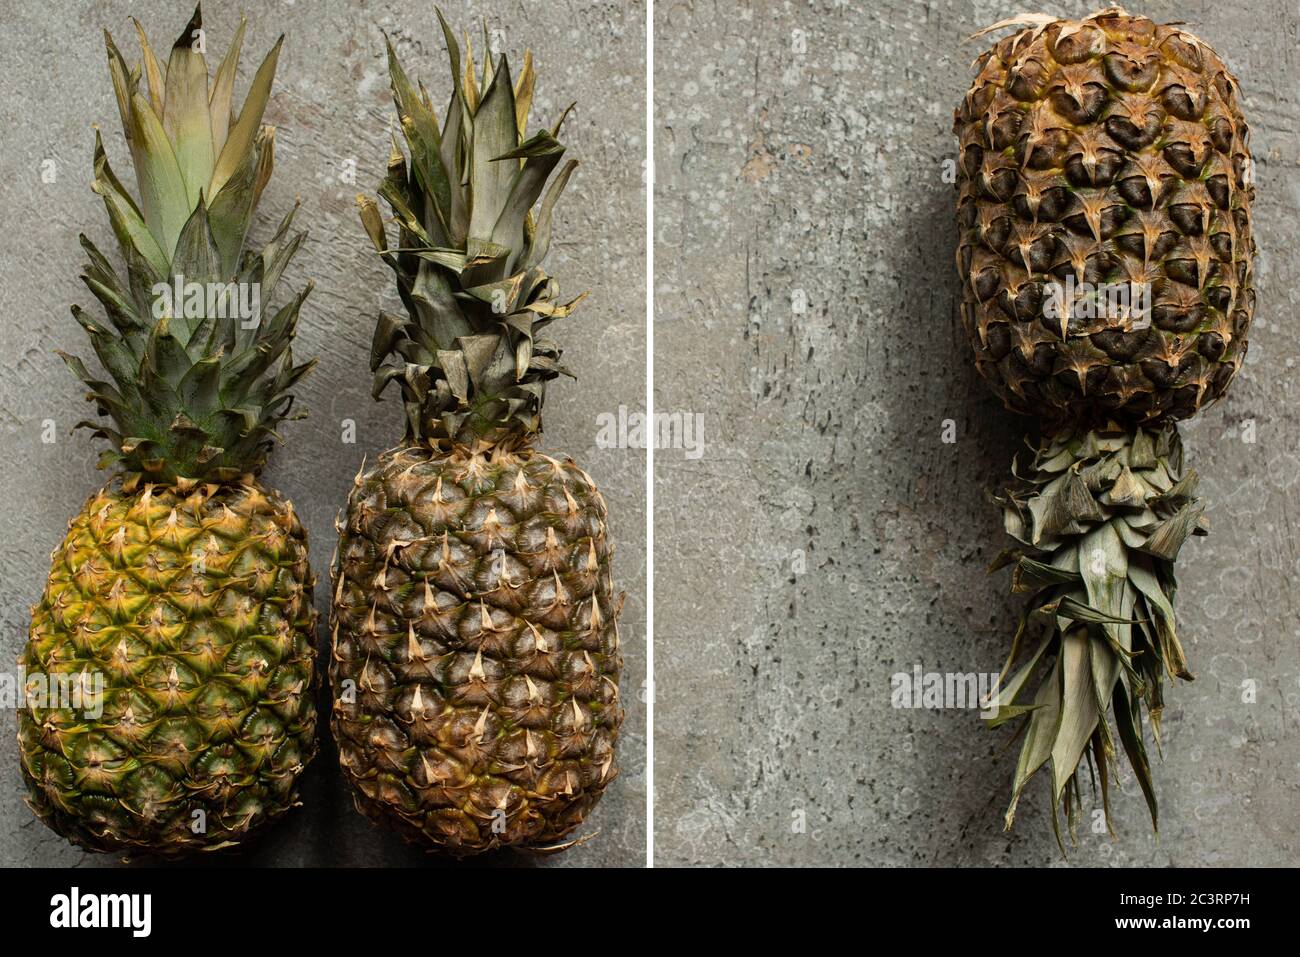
top-left (0, 0), bottom-right (646, 867)
top-left (654, 0), bottom-right (1300, 865)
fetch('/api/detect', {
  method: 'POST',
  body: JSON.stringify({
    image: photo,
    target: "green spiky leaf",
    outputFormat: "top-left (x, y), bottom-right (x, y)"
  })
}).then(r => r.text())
top-left (65, 6), bottom-right (311, 483)
top-left (365, 10), bottom-right (584, 446)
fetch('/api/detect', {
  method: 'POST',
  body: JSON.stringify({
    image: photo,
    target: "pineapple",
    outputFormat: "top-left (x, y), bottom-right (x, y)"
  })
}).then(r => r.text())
top-left (954, 7), bottom-right (1255, 838)
top-left (19, 5), bottom-right (318, 855)
top-left (330, 14), bottom-right (623, 855)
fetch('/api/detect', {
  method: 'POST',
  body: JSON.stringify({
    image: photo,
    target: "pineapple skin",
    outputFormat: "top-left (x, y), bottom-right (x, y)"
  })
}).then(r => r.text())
top-left (954, 9), bottom-right (1255, 427)
top-left (330, 443), bottom-right (623, 854)
top-left (19, 480), bottom-right (318, 856)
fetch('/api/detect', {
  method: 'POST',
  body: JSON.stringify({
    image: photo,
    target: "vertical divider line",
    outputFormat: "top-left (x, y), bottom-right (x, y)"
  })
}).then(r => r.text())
top-left (644, 0), bottom-right (656, 869)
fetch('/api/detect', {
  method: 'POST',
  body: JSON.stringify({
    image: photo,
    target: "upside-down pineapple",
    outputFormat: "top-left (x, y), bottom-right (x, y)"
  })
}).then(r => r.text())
top-left (19, 6), bottom-right (318, 855)
top-left (330, 13), bottom-right (623, 854)
top-left (954, 6), bottom-right (1255, 838)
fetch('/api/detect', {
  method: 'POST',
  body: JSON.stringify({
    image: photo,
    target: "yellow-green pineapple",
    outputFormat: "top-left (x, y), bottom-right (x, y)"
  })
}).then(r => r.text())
top-left (19, 5), bottom-right (318, 855)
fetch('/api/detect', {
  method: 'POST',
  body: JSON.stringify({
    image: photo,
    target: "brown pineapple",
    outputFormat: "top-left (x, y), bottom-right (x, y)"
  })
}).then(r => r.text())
top-left (955, 6), bottom-right (1254, 427)
top-left (954, 7), bottom-right (1255, 840)
top-left (329, 14), bottom-right (623, 854)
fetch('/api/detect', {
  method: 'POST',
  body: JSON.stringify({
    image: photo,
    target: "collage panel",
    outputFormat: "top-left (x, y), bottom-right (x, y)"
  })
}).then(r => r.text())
top-left (0, 0), bottom-right (645, 867)
top-left (654, 0), bottom-right (1299, 866)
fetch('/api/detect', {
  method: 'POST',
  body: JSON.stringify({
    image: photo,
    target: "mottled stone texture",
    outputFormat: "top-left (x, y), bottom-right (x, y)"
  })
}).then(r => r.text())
top-left (654, 0), bottom-right (1299, 866)
top-left (0, 0), bottom-right (644, 867)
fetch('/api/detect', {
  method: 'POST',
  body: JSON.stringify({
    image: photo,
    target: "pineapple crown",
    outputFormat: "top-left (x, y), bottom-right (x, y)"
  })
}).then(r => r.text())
top-left (359, 9), bottom-right (585, 447)
top-left (63, 4), bottom-right (314, 485)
